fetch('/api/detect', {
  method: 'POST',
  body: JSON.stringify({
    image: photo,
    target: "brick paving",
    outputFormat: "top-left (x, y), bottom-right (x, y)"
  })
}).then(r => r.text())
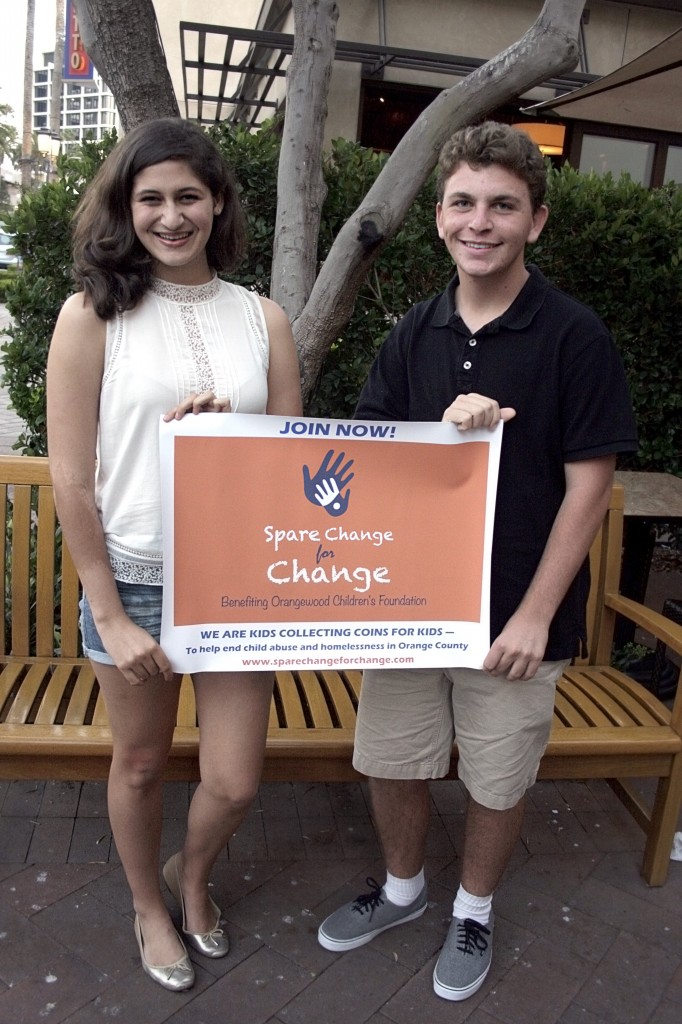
top-left (1, 778), bottom-right (681, 1024)
top-left (1, 301), bottom-right (681, 1022)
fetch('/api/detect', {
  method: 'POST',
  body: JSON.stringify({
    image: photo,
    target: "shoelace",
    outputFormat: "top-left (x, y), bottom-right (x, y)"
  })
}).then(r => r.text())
top-left (351, 876), bottom-right (385, 917)
top-left (456, 917), bottom-right (491, 956)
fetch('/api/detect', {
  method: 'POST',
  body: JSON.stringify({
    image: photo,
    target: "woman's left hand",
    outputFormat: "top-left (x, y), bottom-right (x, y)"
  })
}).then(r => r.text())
top-left (163, 391), bottom-right (232, 421)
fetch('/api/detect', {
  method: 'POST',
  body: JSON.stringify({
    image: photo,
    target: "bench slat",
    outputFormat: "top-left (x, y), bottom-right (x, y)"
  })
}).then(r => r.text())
top-left (10, 484), bottom-right (32, 656)
top-left (4, 663), bottom-right (51, 723)
top-left (63, 663), bottom-right (98, 725)
top-left (563, 670), bottom-right (666, 728)
top-left (318, 670), bottom-right (358, 728)
top-left (275, 671), bottom-right (308, 728)
top-left (34, 662), bottom-right (79, 724)
top-left (177, 675), bottom-right (197, 727)
top-left (552, 688), bottom-right (592, 728)
top-left (296, 670), bottom-right (334, 728)
top-left (578, 668), bottom-right (669, 727)
top-left (0, 661), bottom-right (25, 710)
top-left (36, 487), bottom-right (57, 658)
top-left (92, 690), bottom-right (110, 726)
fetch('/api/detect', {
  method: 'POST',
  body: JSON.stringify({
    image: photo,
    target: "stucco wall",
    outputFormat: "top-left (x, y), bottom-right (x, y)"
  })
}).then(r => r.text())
top-left (153, 1), bottom-right (682, 138)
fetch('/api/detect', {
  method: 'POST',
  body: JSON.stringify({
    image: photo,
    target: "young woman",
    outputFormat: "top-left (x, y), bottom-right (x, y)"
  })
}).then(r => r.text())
top-left (46, 118), bottom-right (302, 991)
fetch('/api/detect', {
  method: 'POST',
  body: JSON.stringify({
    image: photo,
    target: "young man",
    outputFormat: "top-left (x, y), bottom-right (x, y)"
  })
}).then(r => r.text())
top-left (317, 122), bottom-right (638, 1001)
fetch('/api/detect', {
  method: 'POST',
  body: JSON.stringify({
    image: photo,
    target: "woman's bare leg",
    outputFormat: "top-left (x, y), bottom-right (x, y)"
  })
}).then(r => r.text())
top-left (94, 663), bottom-right (183, 965)
top-left (175, 671), bottom-right (274, 932)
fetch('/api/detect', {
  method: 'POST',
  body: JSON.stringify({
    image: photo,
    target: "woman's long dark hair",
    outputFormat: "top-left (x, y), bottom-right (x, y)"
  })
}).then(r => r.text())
top-left (72, 118), bottom-right (246, 319)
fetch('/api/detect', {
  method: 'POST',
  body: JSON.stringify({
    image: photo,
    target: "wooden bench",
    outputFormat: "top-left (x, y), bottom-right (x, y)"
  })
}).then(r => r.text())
top-left (1, 454), bottom-right (681, 885)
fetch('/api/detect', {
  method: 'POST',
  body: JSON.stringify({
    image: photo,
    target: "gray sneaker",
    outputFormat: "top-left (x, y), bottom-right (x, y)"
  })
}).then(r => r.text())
top-left (318, 876), bottom-right (428, 951)
top-left (433, 913), bottom-right (494, 1001)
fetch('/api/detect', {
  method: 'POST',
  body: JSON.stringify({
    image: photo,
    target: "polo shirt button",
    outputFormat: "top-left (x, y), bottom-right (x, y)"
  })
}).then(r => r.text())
top-left (468, 338), bottom-right (477, 346)
top-left (463, 360), bottom-right (472, 370)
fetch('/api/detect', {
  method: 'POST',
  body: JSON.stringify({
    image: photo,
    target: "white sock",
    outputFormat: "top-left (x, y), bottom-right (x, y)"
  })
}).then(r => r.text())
top-left (384, 868), bottom-right (425, 906)
top-left (452, 884), bottom-right (492, 925)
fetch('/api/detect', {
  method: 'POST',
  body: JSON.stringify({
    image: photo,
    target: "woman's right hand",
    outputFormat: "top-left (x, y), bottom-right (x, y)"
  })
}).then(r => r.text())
top-left (97, 616), bottom-right (174, 685)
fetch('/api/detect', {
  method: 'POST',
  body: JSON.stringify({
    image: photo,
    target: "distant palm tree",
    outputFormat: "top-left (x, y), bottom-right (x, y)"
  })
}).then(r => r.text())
top-left (21, 0), bottom-right (36, 192)
top-left (51, 0), bottom-right (66, 142)
top-left (0, 103), bottom-right (18, 164)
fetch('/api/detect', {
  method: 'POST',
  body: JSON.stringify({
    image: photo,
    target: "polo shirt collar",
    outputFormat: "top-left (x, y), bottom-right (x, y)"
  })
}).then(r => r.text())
top-left (433, 264), bottom-right (550, 333)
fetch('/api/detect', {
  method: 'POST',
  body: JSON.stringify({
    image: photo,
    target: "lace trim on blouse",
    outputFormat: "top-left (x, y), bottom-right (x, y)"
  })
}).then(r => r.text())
top-left (149, 275), bottom-right (222, 304)
top-left (150, 276), bottom-right (219, 393)
top-left (109, 555), bottom-right (163, 586)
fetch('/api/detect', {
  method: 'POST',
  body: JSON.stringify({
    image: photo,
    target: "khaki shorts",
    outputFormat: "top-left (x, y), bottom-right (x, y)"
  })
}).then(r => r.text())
top-left (353, 661), bottom-right (568, 810)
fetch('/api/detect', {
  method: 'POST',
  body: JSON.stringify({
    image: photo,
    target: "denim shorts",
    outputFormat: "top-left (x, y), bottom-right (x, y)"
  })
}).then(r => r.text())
top-left (79, 581), bottom-right (163, 665)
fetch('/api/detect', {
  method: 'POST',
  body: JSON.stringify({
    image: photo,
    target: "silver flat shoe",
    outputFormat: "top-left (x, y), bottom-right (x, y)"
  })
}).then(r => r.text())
top-left (163, 852), bottom-right (230, 958)
top-left (134, 914), bottom-right (195, 992)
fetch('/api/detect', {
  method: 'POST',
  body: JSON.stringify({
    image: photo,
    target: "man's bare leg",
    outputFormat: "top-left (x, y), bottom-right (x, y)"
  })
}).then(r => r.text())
top-left (368, 777), bottom-right (431, 877)
top-left (460, 795), bottom-right (525, 895)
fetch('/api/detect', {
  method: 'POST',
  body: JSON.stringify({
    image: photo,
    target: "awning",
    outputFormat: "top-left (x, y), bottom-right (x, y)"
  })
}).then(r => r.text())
top-left (524, 27), bottom-right (682, 134)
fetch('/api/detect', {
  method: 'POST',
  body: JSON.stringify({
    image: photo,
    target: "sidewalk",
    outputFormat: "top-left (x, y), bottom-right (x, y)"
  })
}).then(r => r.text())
top-left (1, 302), bottom-right (681, 1023)
top-left (0, 303), bottom-right (25, 455)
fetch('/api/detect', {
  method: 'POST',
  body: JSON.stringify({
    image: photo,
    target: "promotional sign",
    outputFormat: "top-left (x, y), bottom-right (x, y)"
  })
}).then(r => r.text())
top-left (160, 414), bottom-right (503, 673)
top-left (64, 0), bottom-right (94, 80)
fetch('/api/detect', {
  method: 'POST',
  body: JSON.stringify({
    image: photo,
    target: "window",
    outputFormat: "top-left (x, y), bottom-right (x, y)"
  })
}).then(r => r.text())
top-left (83, 96), bottom-right (98, 109)
top-left (67, 98), bottom-right (81, 111)
top-left (565, 123), bottom-right (680, 189)
top-left (34, 100), bottom-right (47, 113)
top-left (66, 113), bottom-right (81, 127)
top-left (35, 86), bottom-right (48, 98)
top-left (83, 112), bottom-right (98, 125)
top-left (359, 79), bottom-right (439, 152)
top-left (663, 146), bottom-right (682, 184)
top-left (579, 134), bottom-right (655, 185)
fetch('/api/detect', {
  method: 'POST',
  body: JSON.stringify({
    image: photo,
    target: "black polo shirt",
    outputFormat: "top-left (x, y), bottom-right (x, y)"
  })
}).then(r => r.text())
top-left (355, 265), bottom-right (638, 659)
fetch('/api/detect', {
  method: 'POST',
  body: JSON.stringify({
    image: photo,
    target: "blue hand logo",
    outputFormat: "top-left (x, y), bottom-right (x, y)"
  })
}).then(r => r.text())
top-left (303, 449), bottom-right (355, 516)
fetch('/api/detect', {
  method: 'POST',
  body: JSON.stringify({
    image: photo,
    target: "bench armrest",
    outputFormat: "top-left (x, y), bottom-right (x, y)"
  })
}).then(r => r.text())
top-left (603, 592), bottom-right (682, 657)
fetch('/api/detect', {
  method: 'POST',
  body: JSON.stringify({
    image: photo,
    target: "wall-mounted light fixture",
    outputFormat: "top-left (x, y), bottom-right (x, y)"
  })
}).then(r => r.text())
top-left (513, 122), bottom-right (566, 156)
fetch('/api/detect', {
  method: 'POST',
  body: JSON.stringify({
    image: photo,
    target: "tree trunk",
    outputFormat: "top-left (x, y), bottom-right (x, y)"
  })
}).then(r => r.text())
top-left (21, 0), bottom-right (36, 191)
top-left (50, 0), bottom-right (66, 143)
top-left (73, 0), bottom-right (179, 131)
top-left (292, 0), bottom-right (587, 400)
top-left (271, 0), bottom-right (338, 319)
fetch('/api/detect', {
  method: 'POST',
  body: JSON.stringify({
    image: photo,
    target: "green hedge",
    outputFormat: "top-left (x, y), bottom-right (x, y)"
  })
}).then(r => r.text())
top-left (533, 166), bottom-right (681, 474)
top-left (1, 125), bottom-right (680, 474)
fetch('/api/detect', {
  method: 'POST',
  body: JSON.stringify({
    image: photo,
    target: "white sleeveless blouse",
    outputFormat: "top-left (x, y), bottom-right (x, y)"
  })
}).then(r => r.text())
top-left (96, 276), bottom-right (269, 584)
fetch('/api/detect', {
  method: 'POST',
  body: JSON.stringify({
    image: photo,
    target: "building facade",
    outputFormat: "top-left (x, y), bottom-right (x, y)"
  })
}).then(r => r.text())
top-left (32, 50), bottom-right (120, 156)
top-left (154, 0), bottom-right (682, 186)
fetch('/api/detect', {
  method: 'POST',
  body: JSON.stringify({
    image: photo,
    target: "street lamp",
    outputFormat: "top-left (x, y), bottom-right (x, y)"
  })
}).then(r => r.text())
top-left (35, 131), bottom-right (62, 183)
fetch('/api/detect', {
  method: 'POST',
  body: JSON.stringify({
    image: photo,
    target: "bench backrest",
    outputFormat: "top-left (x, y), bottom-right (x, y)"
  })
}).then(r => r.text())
top-left (1, 456), bottom-right (81, 660)
top-left (0, 454), bottom-right (624, 666)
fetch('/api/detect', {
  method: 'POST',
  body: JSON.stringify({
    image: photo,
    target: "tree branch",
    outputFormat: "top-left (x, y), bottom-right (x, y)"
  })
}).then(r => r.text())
top-left (296, 0), bottom-right (586, 401)
top-left (271, 0), bottom-right (338, 318)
